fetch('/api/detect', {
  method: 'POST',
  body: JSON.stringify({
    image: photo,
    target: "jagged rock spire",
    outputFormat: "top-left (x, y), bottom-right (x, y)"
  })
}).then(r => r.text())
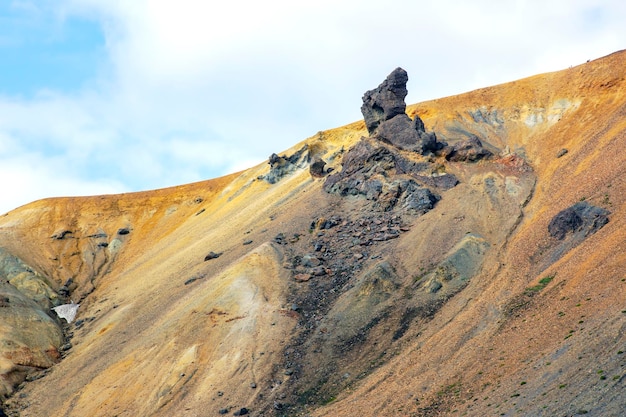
top-left (360, 68), bottom-right (439, 154)
top-left (361, 67), bottom-right (409, 135)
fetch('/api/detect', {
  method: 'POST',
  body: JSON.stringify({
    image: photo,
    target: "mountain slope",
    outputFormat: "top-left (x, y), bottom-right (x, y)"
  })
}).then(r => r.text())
top-left (1, 50), bottom-right (625, 416)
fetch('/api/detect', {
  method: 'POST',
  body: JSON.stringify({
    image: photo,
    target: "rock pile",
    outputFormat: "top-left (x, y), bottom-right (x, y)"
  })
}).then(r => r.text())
top-left (324, 138), bottom-right (444, 213)
top-left (323, 68), bottom-right (478, 215)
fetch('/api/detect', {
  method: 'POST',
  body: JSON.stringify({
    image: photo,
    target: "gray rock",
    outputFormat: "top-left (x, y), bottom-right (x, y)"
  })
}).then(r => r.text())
top-left (204, 251), bottom-right (222, 261)
top-left (401, 181), bottom-right (440, 213)
top-left (360, 68), bottom-right (440, 154)
top-left (548, 202), bottom-right (610, 240)
top-left (310, 266), bottom-right (327, 276)
top-left (556, 148), bottom-right (568, 158)
top-left (301, 254), bottom-right (321, 267)
top-left (361, 67), bottom-right (408, 135)
top-left (309, 157), bottom-right (326, 178)
top-left (375, 114), bottom-right (438, 153)
top-left (324, 139), bottom-right (441, 213)
top-left (51, 230), bottom-right (73, 240)
top-left (446, 135), bottom-right (492, 162)
top-left (260, 145), bottom-right (308, 184)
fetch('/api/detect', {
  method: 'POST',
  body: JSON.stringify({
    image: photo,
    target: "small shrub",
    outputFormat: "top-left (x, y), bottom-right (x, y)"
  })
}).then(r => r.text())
top-left (525, 275), bottom-right (555, 294)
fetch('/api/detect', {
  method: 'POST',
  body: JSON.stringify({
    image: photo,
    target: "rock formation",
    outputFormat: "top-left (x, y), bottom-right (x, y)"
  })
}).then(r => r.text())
top-left (361, 67), bottom-right (440, 153)
top-left (323, 139), bottom-right (441, 212)
top-left (361, 67), bottom-right (408, 134)
top-left (548, 201), bottom-right (609, 240)
top-left (445, 135), bottom-right (492, 162)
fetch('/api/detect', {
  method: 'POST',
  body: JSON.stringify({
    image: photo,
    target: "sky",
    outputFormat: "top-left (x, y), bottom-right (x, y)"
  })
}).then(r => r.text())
top-left (0, 0), bottom-right (625, 214)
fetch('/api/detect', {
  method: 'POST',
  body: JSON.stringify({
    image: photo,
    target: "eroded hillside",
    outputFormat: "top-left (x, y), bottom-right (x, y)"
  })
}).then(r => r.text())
top-left (1, 50), bottom-right (625, 416)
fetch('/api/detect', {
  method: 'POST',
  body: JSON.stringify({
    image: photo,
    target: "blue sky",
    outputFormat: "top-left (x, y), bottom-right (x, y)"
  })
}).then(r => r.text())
top-left (0, 3), bottom-right (104, 96)
top-left (1, 0), bottom-right (625, 214)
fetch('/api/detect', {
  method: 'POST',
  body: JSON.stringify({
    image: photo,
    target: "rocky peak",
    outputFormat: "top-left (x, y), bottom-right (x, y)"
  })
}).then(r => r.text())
top-left (361, 68), bottom-right (441, 154)
top-left (361, 67), bottom-right (408, 134)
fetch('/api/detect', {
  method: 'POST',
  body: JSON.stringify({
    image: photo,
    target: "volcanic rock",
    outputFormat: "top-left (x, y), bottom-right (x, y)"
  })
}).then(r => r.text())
top-left (361, 67), bottom-right (408, 134)
top-left (548, 202), bottom-right (610, 240)
top-left (324, 139), bottom-right (440, 213)
top-left (2, 50), bottom-right (625, 417)
top-left (260, 145), bottom-right (308, 184)
top-left (446, 135), bottom-right (492, 162)
top-left (309, 157), bottom-right (327, 178)
top-left (376, 114), bottom-right (439, 153)
top-left (204, 251), bottom-right (222, 261)
top-left (361, 68), bottom-right (440, 153)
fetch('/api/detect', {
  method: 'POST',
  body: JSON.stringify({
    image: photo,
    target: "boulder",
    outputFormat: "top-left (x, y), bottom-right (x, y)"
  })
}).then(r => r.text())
top-left (400, 180), bottom-right (440, 213)
top-left (260, 145), bottom-right (308, 184)
top-left (548, 202), bottom-right (610, 240)
top-left (446, 135), bottom-right (492, 162)
top-left (204, 251), bottom-right (222, 261)
top-left (375, 114), bottom-right (439, 153)
top-left (309, 157), bottom-right (326, 178)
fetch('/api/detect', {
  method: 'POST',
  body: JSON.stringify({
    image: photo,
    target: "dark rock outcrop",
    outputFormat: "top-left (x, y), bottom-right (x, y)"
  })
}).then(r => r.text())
top-left (361, 67), bottom-right (408, 134)
top-left (361, 68), bottom-right (441, 154)
top-left (204, 251), bottom-right (222, 261)
top-left (375, 113), bottom-right (439, 153)
top-left (534, 201), bottom-right (610, 272)
top-left (309, 157), bottom-right (327, 178)
top-left (548, 202), bottom-right (610, 240)
top-left (445, 135), bottom-right (492, 162)
top-left (51, 230), bottom-right (73, 240)
top-left (324, 139), bottom-right (440, 212)
top-left (259, 145), bottom-right (308, 184)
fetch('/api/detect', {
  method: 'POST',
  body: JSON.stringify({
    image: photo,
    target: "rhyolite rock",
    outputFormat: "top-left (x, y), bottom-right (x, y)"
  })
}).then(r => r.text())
top-left (0, 249), bottom-right (65, 397)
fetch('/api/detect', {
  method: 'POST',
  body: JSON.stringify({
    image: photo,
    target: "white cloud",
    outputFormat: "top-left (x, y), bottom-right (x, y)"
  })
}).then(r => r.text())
top-left (0, 0), bottom-right (625, 214)
top-left (0, 151), bottom-right (127, 214)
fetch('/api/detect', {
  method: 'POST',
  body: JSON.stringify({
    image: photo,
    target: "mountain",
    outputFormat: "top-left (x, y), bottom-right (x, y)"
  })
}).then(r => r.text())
top-left (1, 50), bottom-right (625, 416)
